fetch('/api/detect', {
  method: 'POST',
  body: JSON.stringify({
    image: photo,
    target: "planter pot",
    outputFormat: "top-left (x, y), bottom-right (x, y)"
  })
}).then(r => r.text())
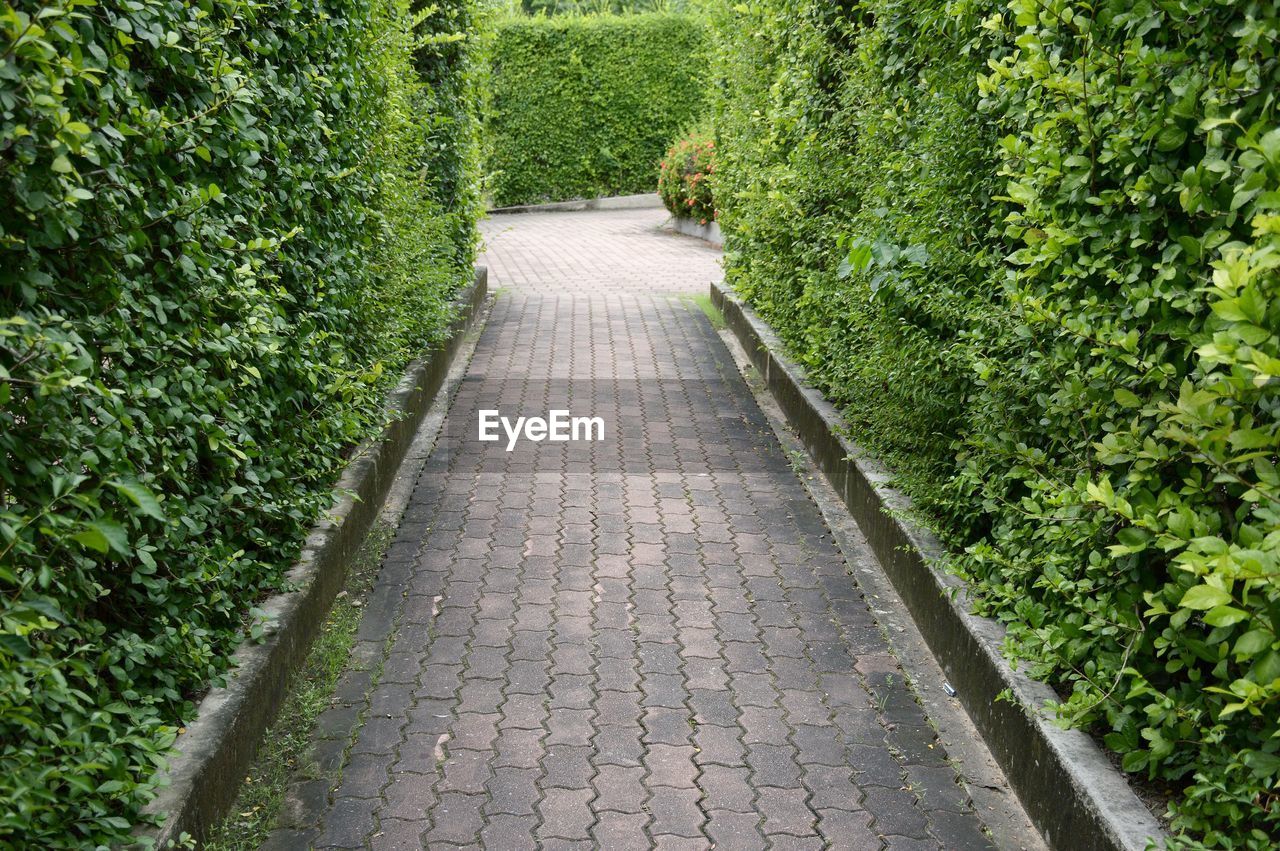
top-left (670, 215), bottom-right (722, 246)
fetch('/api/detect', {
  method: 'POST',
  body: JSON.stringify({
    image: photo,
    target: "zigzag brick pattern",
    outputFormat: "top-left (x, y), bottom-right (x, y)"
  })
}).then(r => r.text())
top-left (263, 209), bottom-right (995, 850)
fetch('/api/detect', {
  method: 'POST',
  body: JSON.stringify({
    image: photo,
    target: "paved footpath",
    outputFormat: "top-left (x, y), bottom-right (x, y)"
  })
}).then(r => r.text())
top-left (266, 208), bottom-right (1004, 850)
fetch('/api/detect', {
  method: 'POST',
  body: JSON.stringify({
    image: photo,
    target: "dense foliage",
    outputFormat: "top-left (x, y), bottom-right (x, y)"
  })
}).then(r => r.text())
top-left (515, 0), bottom-right (695, 14)
top-left (712, 0), bottom-right (1280, 845)
top-left (658, 129), bottom-right (716, 224)
top-left (0, 0), bottom-right (480, 845)
top-left (486, 12), bottom-right (706, 206)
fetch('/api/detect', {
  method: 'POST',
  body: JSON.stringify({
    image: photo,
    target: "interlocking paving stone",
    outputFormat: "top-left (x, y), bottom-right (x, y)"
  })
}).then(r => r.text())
top-left (272, 208), bottom-right (999, 848)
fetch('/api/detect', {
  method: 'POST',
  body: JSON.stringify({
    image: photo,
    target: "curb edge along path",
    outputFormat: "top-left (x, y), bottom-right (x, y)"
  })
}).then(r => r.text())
top-left (269, 207), bottom-right (1046, 850)
top-left (138, 274), bottom-right (487, 849)
top-left (710, 282), bottom-right (1168, 851)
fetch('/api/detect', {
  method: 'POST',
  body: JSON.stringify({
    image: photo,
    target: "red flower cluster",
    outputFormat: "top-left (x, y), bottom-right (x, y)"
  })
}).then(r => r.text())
top-left (657, 130), bottom-right (716, 224)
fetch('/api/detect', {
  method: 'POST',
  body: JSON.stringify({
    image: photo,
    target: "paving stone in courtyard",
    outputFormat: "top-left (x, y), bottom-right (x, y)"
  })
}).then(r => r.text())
top-left (265, 207), bottom-right (1001, 850)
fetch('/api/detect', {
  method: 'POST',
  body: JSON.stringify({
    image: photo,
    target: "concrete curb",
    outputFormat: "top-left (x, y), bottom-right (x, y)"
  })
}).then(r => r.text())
top-left (668, 215), bottom-right (722, 246)
top-left (487, 192), bottom-right (663, 214)
top-left (134, 269), bottom-right (489, 849)
top-left (710, 281), bottom-right (1167, 851)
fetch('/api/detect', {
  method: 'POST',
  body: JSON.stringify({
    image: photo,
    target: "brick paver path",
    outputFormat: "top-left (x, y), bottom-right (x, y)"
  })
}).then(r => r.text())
top-left (267, 208), bottom-right (999, 849)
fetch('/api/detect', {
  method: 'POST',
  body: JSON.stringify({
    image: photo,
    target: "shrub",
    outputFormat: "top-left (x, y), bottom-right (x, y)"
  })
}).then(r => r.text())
top-left (658, 130), bottom-right (716, 224)
top-left (713, 0), bottom-right (996, 527)
top-left (486, 12), bottom-right (707, 207)
top-left (712, 0), bottom-right (1280, 845)
top-left (518, 0), bottom-right (698, 13)
top-left (0, 0), bottom-right (479, 845)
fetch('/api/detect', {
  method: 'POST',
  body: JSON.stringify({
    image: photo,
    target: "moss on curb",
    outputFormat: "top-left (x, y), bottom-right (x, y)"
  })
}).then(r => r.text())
top-left (685, 293), bottom-right (726, 329)
top-left (203, 524), bottom-right (395, 851)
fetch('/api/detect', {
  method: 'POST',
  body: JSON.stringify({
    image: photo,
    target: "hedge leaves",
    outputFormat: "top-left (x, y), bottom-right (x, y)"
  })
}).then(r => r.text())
top-left (0, 0), bottom-right (479, 844)
top-left (712, 0), bottom-right (1280, 844)
top-left (486, 12), bottom-right (706, 207)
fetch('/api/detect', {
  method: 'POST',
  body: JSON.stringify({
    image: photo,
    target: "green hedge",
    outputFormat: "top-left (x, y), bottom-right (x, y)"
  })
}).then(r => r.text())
top-left (713, 0), bottom-right (1279, 846)
top-left (0, 0), bottom-right (479, 845)
top-left (486, 12), bottom-right (706, 207)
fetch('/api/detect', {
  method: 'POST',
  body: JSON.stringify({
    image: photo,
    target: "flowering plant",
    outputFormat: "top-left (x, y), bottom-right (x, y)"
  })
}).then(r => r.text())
top-left (658, 130), bottom-right (716, 224)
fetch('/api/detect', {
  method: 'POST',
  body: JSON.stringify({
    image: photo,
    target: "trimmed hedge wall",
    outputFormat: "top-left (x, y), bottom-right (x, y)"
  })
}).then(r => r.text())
top-left (713, 0), bottom-right (1279, 846)
top-left (486, 13), bottom-right (706, 207)
top-left (0, 0), bottom-right (479, 845)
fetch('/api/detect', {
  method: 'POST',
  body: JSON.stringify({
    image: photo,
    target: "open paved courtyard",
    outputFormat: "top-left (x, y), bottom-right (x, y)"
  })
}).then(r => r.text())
top-left (263, 207), bottom-right (1010, 850)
